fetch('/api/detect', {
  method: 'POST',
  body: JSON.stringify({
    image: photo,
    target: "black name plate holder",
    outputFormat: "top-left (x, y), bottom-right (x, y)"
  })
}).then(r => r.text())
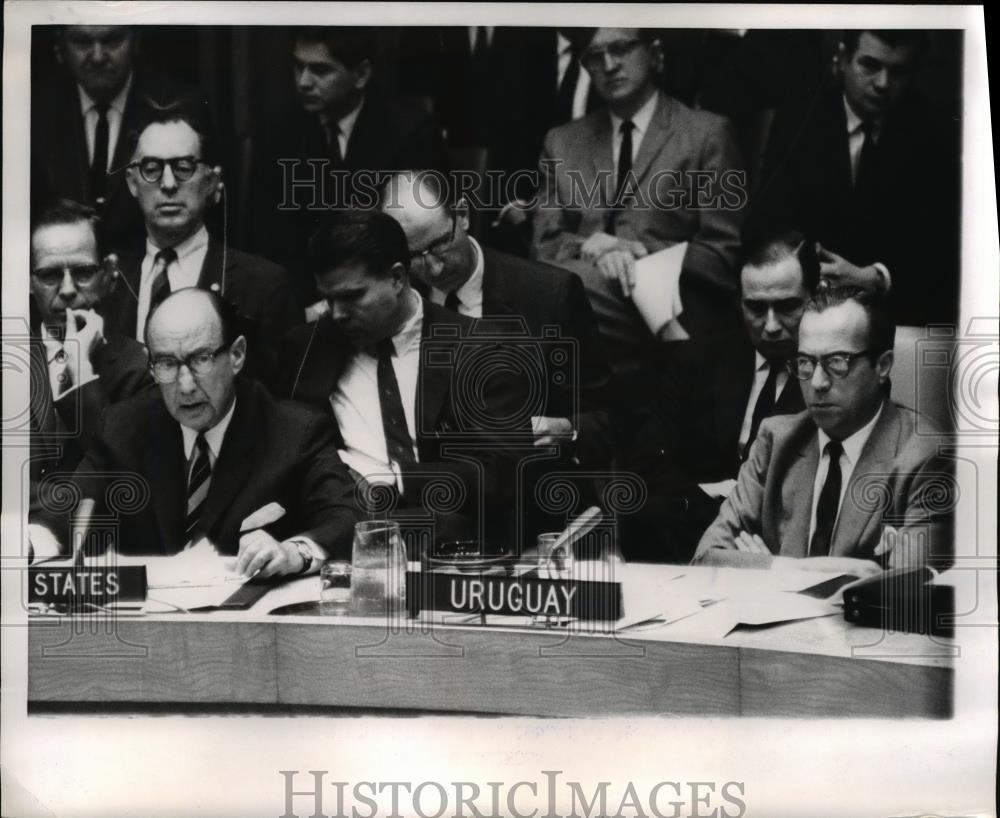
top-left (29, 565), bottom-right (148, 609)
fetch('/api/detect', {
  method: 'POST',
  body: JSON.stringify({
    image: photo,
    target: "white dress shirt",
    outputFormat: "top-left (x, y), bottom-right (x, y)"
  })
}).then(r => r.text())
top-left (429, 237), bottom-right (485, 318)
top-left (468, 25), bottom-right (494, 50)
top-left (319, 96), bottom-right (364, 161)
top-left (808, 402), bottom-right (885, 545)
top-left (135, 226), bottom-right (211, 340)
top-left (610, 90), bottom-right (658, 179)
top-left (556, 32), bottom-right (592, 121)
top-left (738, 352), bottom-right (791, 451)
top-left (331, 290), bottom-right (423, 490)
top-left (77, 73), bottom-right (132, 170)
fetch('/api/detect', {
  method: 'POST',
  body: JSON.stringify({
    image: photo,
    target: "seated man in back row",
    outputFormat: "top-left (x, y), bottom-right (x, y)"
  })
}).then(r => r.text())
top-left (31, 288), bottom-right (359, 576)
top-left (694, 287), bottom-right (953, 574)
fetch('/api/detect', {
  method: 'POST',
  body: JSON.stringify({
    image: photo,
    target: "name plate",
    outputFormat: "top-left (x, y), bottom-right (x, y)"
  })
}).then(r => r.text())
top-left (29, 566), bottom-right (148, 606)
top-left (406, 571), bottom-right (621, 621)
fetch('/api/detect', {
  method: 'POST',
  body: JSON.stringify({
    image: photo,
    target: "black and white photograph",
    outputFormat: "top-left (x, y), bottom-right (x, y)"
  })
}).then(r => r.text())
top-left (1, 3), bottom-right (996, 817)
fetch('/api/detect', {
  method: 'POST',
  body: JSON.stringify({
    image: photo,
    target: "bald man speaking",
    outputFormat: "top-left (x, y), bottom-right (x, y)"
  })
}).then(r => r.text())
top-left (34, 288), bottom-right (358, 576)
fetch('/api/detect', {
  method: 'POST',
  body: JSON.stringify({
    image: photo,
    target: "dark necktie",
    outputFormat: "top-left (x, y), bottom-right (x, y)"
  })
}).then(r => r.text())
top-left (444, 290), bottom-right (461, 313)
top-left (556, 52), bottom-right (581, 124)
top-left (91, 102), bottom-right (110, 204)
top-left (185, 434), bottom-right (213, 542)
top-left (608, 120), bottom-right (635, 234)
top-left (854, 121), bottom-right (879, 199)
top-left (323, 121), bottom-right (344, 167)
top-left (377, 338), bottom-right (417, 468)
top-left (742, 362), bottom-right (780, 461)
top-left (810, 440), bottom-right (844, 557)
top-left (149, 247), bottom-right (178, 315)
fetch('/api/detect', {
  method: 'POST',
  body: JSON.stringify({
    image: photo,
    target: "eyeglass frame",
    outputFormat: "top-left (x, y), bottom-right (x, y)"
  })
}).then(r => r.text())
top-left (786, 349), bottom-right (878, 381)
top-left (30, 263), bottom-right (103, 288)
top-left (581, 38), bottom-right (645, 72)
top-left (127, 155), bottom-right (212, 184)
top-left (148, 342), bottom-right (233, 383)
top-left (409, 216), bottom-right (457, 271)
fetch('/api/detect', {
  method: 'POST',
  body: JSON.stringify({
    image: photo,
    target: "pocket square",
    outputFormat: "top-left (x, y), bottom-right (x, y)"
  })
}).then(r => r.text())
top-left (240, 502), bottom-right (286, 532)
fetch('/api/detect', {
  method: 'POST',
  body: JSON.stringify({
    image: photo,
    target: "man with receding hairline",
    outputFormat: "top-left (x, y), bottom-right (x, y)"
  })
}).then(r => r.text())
top-left (33, 287), bottom-right (358, 575)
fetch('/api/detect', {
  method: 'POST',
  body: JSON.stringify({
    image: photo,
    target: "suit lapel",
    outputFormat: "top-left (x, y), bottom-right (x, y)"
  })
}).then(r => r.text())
top-left (292, 318), bottom-right (350, 411)
top-left (28, 333), bottom-right (58, 439)
top-left (417, 303), bottom-right (455, 441)
top-left (631, 92), bottom-right (674, 185)
top-left (142, 408), bottom-right (186, 554)
top-left (831, 403), bottom-right (901, 557)
top-left (197, 237), bottom-right (228, 294)
top-left (480, 251), bottom-right (514, 316)
top-left (196, 385), bottom-right (257, 540)
top-left (776, 429), bottom-right (818, 558)
top-left (588, 114), bottom-right (615, 207)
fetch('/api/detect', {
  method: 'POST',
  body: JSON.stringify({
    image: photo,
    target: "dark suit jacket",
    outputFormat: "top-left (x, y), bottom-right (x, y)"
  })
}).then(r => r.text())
top-left (30, 73), bottom-right (183, 251)
top-left (624, 330), bottom-right (803, 562)
top-left (29, 323), bottom-right (151, 515)
top-left (532, 91), bottom-right (746, 313)
top-left (480, 248), bottom-right (615, 466)
top-left (275, 300), bottom-right (533, 549)
top-left (693, 402), bottom-right (954, 570)
top-left (102, 235), bottom-right (303, 382)
top-left (248, 89), bottom-right (446, 295)
top-left (57, 379), bottom-right (358, 557)
top-left (746, 85), bottom-right (961, 325)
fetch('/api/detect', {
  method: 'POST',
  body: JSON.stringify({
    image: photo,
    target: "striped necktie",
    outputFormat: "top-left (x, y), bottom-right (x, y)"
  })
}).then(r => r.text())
top-left (149, 247), bottom-right (178, 314)
top-left (185, 433), bottom-right (213, 543)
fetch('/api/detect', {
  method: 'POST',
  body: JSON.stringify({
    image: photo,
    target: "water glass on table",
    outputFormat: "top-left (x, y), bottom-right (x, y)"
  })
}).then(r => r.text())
top-left (320, 560), bottom-right (352, 616)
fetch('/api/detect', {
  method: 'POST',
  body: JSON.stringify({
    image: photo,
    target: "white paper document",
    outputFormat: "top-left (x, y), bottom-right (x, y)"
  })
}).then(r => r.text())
top-left (631, 241), bottom-right (689, 339)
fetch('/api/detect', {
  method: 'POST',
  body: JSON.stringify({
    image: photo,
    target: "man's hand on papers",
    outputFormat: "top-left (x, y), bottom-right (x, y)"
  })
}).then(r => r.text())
top-left (236, 529), bottom-right (304, 578)
top-left (580, 231), bottom-right (623, 262)
top-left (734, 530), bottom-right (772, 555)
top-left (816, 244), bottom-right (886, 292)
top-left (531, 415), bottom-right (575, 447)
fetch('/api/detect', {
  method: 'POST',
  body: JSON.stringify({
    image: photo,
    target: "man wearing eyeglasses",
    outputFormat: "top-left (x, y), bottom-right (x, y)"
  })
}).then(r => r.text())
top-left (624, 232), bottom-right (813, 562)
top-left (27, 200), bottom-right (152, 561)
top-left (33, 287), bottom-right (359, 574)
top-left (381, 170), bottom-right (615, 468)
top-left (693, 287), bottom-right (953, 573)
top-left (101, 106), bottom-right (302, 384)
top-left (532, 27), bottom-right (744, 371)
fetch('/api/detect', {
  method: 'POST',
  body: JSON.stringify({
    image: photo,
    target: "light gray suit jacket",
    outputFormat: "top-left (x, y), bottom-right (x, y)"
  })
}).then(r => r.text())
top-left (693, 402), bottom-right (954, 570)
top-left (531, 92), bottom-right (745, 302)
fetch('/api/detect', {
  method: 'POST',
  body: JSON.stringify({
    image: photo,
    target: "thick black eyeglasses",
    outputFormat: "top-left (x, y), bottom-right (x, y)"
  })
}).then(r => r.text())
top-left (128, 156), bottom-right (210, 184)
top-left (410, 218), bottom-right (457, 270)
top-left (149, 343), bottom-right (231, 383)
top-left (787, 350), bottom-right (875, 380)
top-left (31, 264), bottom-right (102, 288)
top-left (581, 39), bottom-right (643, 72)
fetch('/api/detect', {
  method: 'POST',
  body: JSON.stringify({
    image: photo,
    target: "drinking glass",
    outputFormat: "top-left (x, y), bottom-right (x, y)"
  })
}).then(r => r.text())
top-left (349, 520), bottom-right (406, 616)
top-left (320, 560), bottom-right (352, 616)
top-left (537, 531), bottom-right (573, 580)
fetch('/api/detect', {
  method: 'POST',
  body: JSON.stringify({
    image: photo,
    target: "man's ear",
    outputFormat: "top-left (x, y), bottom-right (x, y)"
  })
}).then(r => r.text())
top-left (455, 196), bottom-right (471, 234)
top-left (230, 335), bottom-right (247, 374)
top-left (353, 59), bottom-right (373, 92)
top-left (125, 165), bottom-right (139, 199)
top-left (875, 349), bottom-right (894, 382)
top-left (388, 261), bottom-right (407, 291)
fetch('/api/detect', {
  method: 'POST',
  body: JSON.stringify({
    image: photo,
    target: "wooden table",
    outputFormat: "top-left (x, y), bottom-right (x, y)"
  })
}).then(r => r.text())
top-left (27, 563), bottom-right (954, 718)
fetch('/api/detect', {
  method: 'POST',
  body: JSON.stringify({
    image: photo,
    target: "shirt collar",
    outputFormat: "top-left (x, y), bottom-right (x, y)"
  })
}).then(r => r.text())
top-left (843, 94), bottom-right (880, 139)
top-left (78, 72), bottom-right (133, 117)
top-left (456, 237), bottom-right (485, 305)
top-left (181, 395), bottom-right (237, 460)
top-left (387, 289), bottom-right (424, 358)
top-left (557, 32), bottom-right (573, 57)
top-left (817, 400), bottom-right (885, 466)
top-left (321, 95), bottom-right (365, 145)
top-left (610, 90), bottom-right (658, 139)
top-left (146, 225), bottom-right (210, 265)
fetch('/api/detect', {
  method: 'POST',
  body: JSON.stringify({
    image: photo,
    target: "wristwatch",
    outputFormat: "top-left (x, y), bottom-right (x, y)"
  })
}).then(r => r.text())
top-left (290, 540), bottom-right (314, 575)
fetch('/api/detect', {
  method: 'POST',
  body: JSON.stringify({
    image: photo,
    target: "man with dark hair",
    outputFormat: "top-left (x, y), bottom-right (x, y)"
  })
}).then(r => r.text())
top-left (30, 25), bottom-right (187, 249)
top-left (27, 200), bottom-right (152, 559)
top-left (275, 210), bottom-right (531, 551)
top-left (694, 287), bottom-right (953, 571)
top-left (624, 231), bottom-right (815, 562)
top-left (31, 288), bottom-right (359, 574)
top-left (248, 27), bottom-right (446, 299)
top-left (532, 26), bottom-right (745, 368)
top-left (100, 107), bottom-right (302, 382)
top-left (381, 170), bottom-right (616, 468)
top-left (747, 29), bottom-right (960, 325)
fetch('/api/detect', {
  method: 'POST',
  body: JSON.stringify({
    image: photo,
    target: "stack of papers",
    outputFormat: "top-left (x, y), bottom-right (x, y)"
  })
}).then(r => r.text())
top-left (145, 540), bottom-right (247, 612)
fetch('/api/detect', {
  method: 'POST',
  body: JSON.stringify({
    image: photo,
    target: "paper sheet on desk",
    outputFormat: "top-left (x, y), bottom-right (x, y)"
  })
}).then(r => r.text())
top-left (145, 539), bottom-right (247, 611)
top-left (631, 242), bottom-right (689, 339)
